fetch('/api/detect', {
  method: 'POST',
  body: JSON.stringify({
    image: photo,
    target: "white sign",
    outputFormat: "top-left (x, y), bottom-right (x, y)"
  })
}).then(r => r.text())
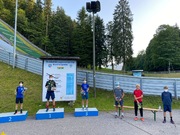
top-left (42, 60), bottom-right (77, 101)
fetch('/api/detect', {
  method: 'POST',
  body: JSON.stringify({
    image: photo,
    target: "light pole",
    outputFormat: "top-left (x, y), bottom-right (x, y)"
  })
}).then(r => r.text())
top-left (86, 1), bottom-right (100, 98)
top-left (13, 0), bottom-right (18, 68)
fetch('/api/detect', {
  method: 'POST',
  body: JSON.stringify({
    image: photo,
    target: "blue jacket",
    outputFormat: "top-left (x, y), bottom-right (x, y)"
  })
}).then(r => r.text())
top-left (161, 91), bottom-right (172, 105)
top-left (16, 86), bottom-right (25, 98)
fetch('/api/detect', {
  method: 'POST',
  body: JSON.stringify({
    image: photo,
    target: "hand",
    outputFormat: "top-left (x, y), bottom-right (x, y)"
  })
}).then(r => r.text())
top-left (51, 87), bottom-right (56, 91)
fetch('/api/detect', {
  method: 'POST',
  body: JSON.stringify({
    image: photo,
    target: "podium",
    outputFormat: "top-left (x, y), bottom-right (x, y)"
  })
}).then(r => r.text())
top-left (0, 111), bottom-right (28, 123)
top-left (74, 108), bottom-right (98, 117)
top-left (36, 108), bottom-right (64, 120)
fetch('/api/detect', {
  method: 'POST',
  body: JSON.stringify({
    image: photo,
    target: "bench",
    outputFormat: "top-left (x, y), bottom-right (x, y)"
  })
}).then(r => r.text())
top-left (115, 105), bottom-right (162, 121)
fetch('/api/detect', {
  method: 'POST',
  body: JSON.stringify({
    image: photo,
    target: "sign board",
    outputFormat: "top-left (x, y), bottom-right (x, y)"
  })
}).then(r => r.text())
top-left (132, 70), bottom-right (143, 77)
top-left (41, 57), bottom-right (79, 102)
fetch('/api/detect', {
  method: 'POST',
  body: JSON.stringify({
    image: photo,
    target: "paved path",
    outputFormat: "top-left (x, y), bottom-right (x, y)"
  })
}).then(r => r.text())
top-left (0, 110), bottom-right (179, 135)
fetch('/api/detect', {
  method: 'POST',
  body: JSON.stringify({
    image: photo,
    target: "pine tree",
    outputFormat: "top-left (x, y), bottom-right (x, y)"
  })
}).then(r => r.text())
top-left (95, 15), bottom-right (106, 69)
top-left (112, 0), bottom-right (133, 71)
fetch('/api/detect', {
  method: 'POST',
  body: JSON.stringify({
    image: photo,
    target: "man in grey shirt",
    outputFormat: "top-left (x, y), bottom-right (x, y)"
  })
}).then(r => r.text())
top-left (114, 84), bottom-right (125, 118)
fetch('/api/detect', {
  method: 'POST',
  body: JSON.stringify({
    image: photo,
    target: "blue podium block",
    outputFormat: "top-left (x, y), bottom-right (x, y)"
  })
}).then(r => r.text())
top-left (74, 108), bottom-right (98, 117)
top-left (0, 111), bottom-right (28, 124)
top-left (36, 108), bottom-right (64, 120)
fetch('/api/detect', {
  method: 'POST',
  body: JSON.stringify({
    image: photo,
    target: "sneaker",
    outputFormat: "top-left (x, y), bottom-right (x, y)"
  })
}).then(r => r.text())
top-left (170, 120), bottom-right (175, 124)
top-left (140, 118), bottom-right (144, 121)
top-left (20, 109), bottom-right (23, 114)
top-left (53, 108), bottom-right (55, 111)
top-left (134, 117), bottom-right (138, 121)
top-left (120, 115), bottom-right (124, 119)
top-left (46, 108), bottom-right (49, 112)
top-left (115, 115), bottom-right (118, 118)
top-left (82, 107), bottom-right (84, 110)
top-left (85, 107), bottom-right (88, 110)
top-left (162, 120), bottom-right (166, 123)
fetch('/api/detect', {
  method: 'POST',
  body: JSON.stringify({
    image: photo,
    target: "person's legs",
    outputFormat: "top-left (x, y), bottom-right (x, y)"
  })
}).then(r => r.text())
top-left (46, 92), bottom-right (50, 112)
top-left (51, 92), bottom-right (55, 111)
top-left (20, 103), bottom-right (23, 113)
top-left (168, 105), bottom-right (174, 124)
top-left (46, 100), bottom-right (49, 112)
top-left (163, 105), bottom-right (167, 123)
top-left (85, 93), bottom-right (89, 109)
top-left (52, 99), bottom-right (55, 111)
top-left (120, 100), bottom-right (124, 117)
top-left (139, 102), bottom-right (144, 121)
top-left (14, 98), bottom-right (19, 114)
top-left (20, 98), bottom-right (23, 113)
top-left (134, 101), bottom-right (138, 120)
top-left (82, 99), bottom-right (84, 109)
top-left (86, 99), bottom-right (88, 108)
top-left (14, 104), bottom-right (18, 114)
top-left (114, 101), bottom-right (118, 116)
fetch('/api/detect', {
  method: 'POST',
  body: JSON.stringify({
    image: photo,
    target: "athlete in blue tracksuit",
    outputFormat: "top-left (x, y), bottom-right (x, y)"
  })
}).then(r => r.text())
top-left (14, 81), bottom-right (27, 114)
top-left (161, 86), bottom-right (174, 124)
top-left (81, 79), bottom-right (89, 110)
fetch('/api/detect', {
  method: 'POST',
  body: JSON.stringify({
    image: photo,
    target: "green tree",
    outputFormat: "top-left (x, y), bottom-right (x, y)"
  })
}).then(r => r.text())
top-left (145, 24), bottom-right (180, 71)
top-left (72, 7), bottom-right (93, 68)
top-left (48, 7), bottom-right (74, 56)
top-left (134, 50), bottom-right (145, 70)
top-left (17, 8), bottom-right (28, 34)
top-left (112, 0), bottom-right (133, 71)
top-left (106, 21), bottom-right (114, 71)
top-left (95, 15), bottom-right (106, 69)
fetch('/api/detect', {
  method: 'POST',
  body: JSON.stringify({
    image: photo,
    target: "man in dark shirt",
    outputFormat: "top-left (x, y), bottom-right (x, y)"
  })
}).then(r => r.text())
top-left (45, 75), bottom-right (56, 112)
top-left (161, 86), bottom-right (174, 124)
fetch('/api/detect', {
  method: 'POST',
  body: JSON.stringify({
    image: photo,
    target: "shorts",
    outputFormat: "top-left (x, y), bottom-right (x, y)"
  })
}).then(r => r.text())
top-left (16, 98), bottom-right (23, 104)
top-left (163, 105), bottom-right (172, 112)
top-left (115, 100), bottom-right (124, 106)
top-left (82, 92), bottom-right (89, 100)
top-left (46, 92), bottom-right (55, 100)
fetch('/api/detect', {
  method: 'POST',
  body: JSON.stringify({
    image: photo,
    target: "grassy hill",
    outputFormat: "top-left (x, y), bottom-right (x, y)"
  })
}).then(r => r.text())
top-left (0, 61), bottom-right (180, 116)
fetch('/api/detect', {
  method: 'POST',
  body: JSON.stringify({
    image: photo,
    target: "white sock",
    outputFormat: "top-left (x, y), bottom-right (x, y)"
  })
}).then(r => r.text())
top-left (86, 105), bottom-right (88, 108)
top-left (121, 112), bottom-right (124, 116)
top-left (82, 105), bottom-right (84, 108)
top-left (115, 112), bottom-right (118, 115)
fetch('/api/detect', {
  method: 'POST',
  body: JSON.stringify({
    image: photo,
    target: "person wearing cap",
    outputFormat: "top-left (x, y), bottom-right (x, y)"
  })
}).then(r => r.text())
top-left (113, 83), bottom-right (124, 118)
top-left (81, 78), bottom-right (89, 110)
top-left (45, 75), bottom-right (56, 112)
top-left (161, 86), bottom-right (174, 124)
top-left (133, 84), bottom-right (144, 121)
top-left (14, 81), bottom-right (27, 114)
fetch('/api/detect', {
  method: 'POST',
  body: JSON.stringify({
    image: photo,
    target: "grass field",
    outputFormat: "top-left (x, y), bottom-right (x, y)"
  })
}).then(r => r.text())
top-left (0, 62), bottom-right (180, 116)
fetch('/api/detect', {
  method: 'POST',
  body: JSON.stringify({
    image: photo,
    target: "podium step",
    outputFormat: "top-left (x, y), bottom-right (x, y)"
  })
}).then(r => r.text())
top-left (74, 108), bottom-right (98, 117)
top-left (0, 111), bottom-right (28, 123)
top-left (36, 108), bottom-right (64, 120)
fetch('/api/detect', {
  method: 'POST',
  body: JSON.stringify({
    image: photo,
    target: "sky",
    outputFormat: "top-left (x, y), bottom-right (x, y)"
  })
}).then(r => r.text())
top-left (52, 0), bottom-right (180, 57)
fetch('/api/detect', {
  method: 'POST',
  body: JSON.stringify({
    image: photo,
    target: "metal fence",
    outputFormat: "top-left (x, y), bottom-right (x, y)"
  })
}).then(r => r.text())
top-left (0, 49), bottom-right (179, 99)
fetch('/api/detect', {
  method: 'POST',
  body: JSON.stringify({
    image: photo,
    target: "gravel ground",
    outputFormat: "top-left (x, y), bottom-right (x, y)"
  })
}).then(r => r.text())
top-left (0, 110), bottom-right (179, 135)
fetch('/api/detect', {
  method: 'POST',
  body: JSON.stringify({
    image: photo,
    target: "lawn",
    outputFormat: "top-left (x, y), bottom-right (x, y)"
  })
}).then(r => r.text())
top-left (0, 62), bottom-right (180, 116)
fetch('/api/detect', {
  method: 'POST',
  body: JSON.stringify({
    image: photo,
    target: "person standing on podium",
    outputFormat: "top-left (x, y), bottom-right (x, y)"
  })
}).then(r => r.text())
top-left (45, 75), bottom-right (56, 112)
top-left (81, 78), bottom-right (89, 110)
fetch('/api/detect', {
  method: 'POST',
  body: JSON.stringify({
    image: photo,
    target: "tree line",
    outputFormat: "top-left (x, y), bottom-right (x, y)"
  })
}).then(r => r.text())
top-left (3, 0), bottom-right (178, 72)
top-left (131, 24), bottom-right (180, 71)
top-left (0, 0), bottom-right (133, 71)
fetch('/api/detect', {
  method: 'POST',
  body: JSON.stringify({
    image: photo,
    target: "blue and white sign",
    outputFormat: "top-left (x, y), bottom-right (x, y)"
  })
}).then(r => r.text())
top-left (42, 60), bottom-right (77, 101)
